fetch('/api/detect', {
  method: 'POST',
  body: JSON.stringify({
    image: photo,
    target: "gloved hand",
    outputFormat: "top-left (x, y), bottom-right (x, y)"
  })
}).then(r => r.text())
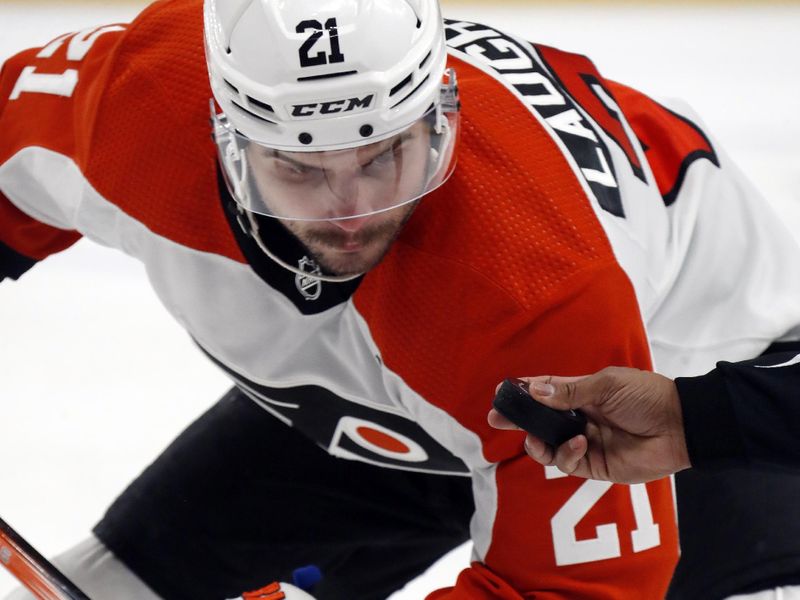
top-left (238, 581), bottom-right (316, 599)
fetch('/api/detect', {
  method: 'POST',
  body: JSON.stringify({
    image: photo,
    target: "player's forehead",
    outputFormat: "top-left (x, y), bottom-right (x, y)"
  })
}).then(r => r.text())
top-left (252, 121), bottom-right (427, 166)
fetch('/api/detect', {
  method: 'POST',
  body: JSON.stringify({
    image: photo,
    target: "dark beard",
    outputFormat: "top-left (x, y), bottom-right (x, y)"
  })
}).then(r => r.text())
top-left (302, 218), bottom-right (400, 249)
top-left (284, 202), bottom-right (419, 276)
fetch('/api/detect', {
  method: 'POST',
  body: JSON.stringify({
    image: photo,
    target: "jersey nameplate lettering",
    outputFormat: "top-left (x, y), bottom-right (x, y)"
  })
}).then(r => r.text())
top-left (444, 19), bottom-right (625, 217)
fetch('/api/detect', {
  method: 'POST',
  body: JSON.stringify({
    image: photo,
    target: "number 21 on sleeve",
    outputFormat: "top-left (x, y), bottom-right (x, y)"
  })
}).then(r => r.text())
top-left (9, 25), bottom-right (124, 101)
top-left (546, 465), bottom-right (661, 566)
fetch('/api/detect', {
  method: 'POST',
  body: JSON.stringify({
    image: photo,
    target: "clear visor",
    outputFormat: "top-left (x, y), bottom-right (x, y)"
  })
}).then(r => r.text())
top-left (212, 103), bottom-right (459, 221)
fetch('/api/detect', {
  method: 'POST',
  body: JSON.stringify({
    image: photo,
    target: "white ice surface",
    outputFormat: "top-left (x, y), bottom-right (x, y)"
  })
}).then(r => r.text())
top-left (1, 2), bottom-right (799, 598)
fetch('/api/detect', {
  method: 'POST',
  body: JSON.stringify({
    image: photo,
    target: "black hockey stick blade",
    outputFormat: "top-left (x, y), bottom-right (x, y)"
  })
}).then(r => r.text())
top-left (0, 516), bottom-right (90, 600)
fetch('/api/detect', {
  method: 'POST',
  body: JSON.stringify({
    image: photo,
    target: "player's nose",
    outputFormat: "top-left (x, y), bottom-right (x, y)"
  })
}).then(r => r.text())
top-left (329, 214), bottom-right (372, 233)
top-left (324, 173), bottom-right (374, 223)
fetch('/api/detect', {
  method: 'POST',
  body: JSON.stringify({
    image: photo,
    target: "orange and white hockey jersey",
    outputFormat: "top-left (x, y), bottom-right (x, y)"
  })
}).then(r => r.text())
top-left (2, 2), bottom-right (800, 599)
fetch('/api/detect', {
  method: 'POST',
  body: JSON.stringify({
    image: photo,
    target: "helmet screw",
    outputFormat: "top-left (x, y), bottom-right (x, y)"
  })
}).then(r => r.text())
top-left (298, 132), bottom-right (313, 145)
top-left (359, 124), bottom-right (374, 137)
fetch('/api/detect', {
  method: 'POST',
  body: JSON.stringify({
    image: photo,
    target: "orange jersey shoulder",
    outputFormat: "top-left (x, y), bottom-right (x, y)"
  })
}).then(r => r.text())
top-left (0, 0), bottom-right (242, 262)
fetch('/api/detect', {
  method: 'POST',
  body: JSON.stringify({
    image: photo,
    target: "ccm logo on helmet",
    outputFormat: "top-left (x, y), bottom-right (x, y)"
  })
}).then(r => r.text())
top-left (290, 94), bottom-right (375, 119)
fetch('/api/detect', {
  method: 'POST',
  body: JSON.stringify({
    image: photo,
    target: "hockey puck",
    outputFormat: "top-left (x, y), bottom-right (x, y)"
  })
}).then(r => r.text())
top-left (493, 378), bottom-right (586, 447)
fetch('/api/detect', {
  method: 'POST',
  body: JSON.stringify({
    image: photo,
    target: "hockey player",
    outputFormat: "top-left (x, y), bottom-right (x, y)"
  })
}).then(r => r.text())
top-left (2, 0), bottom-right (800, 599)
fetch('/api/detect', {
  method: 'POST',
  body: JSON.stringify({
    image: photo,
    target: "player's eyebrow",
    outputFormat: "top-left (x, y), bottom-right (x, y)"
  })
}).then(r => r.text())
top-left (358, 131), bottom-right (415, 162)
top-left (267, 130), bottom-right (416, 169)
top-left (269, 149), bottom-right (322, 171)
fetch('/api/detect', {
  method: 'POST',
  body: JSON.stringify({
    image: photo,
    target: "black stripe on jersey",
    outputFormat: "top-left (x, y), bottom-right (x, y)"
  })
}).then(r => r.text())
top-left (198, 343), bottom-right (471, 476)
top-left (659, 105), bottom-right (719, 207)
top-left (760, 340), bottom-right (800, 358)
top-left (0, 239), bottom-right (37, 281)
top-left (216, 165), bottom-right (362, 315)
top-left (663, 151), bottom-right (717, 208)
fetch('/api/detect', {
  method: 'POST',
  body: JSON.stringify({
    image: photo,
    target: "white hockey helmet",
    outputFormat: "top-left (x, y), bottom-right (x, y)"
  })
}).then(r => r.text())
top-left (204, 0), bottom-right (459, 221)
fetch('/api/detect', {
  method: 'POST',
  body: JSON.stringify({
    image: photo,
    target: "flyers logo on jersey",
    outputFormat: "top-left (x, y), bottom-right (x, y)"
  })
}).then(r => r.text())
top-left (202, 349), bottom-right (470, 476)
top-left (243, 382), bottom-right (469, 475)
top-left (330, 417), bottom-right (429, 464)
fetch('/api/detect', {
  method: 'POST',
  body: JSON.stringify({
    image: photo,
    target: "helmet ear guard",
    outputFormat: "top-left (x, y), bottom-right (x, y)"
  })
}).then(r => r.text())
top-left (423, 68), bottom-right (458, 186)
top-left (211, 101), bottom-right (249, 209)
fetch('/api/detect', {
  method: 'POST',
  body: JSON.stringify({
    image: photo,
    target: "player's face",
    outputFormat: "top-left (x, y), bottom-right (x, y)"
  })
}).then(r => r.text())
top-left (247, 122), bottom-right (430, 275)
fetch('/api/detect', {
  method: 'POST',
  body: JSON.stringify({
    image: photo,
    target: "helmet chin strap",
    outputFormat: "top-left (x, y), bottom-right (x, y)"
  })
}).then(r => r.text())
top-left (244, 209), bottom-right (364, 283)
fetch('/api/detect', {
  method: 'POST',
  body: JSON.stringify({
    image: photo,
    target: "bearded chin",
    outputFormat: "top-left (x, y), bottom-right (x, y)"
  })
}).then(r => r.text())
top-left (293, 202), bottom-right (420, 276)
top-left (309, 231), bottom-right (396, 276)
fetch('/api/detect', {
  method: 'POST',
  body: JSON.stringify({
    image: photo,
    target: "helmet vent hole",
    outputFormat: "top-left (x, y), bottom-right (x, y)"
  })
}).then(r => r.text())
top-left (231, 101), bottom-right (276, 124)
top-left (223, 79), bottom-right (239, 94)
top-left (390, 73), bottom-right (413, 97)
top-left (419, 50), bottom-right (432, 69)
top-left (359, 124), bottom-right (374, 137)
top-left (390, 73), bottom-right (430, 109)
top-left (247, 96), bottom-right (274, 113)
top-left (299, 132), bottom-right (313, 145)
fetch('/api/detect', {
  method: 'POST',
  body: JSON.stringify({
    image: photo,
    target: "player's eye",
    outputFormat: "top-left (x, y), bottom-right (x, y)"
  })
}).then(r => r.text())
top-left (361, 141), bottom-right (403, 174)
top-left (280, 160), bottom-right (309, 174)
top-left (273, 158), bottom-right (321, 182)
